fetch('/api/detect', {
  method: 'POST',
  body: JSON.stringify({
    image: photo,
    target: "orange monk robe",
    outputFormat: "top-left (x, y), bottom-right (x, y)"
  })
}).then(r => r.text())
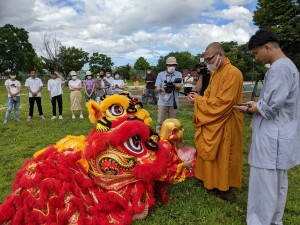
top-left (193, 59), bottom-right (243, 191)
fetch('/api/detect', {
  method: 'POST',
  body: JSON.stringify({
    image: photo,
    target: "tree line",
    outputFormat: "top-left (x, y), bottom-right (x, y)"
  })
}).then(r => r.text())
top-left (0, 24), bottom-right (264, 82)
top-left (1, 0), bottom-right (299, 80)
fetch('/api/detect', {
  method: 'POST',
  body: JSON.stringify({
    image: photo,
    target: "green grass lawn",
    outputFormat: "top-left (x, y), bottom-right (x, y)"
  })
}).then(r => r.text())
top-left (0, 85), bottom-right (299, 225)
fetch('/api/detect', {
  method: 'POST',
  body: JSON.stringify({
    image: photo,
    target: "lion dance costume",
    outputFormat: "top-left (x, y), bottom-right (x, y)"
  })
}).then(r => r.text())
top-left (0, 93), bottom-right (195, 225)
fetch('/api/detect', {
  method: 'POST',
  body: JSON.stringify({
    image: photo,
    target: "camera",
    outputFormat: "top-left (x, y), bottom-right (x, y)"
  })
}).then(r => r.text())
top-left (164, 78), bottom-right (182, 93)
top-left (196, 62), bottom-right (209, 76)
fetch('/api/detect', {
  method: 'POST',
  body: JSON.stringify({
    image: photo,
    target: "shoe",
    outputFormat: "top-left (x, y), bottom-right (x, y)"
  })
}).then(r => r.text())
top-left (27, 116), bottom-right (32, 121)
top-left (79, 114), bottom-right (84, 119)
top-left (40, 115), bottom-right (45, 120)
top-left (15, 119), bottom-right (21, 123)
top-left (217, 190), bottom-right (236, 202)
top-left (51, 116), bottom-right (57, 120)
top-left (3, 120), bottom-right (8, 124)
top-left (58, 115), bottom-right (63, 119)
top-left (72, 115), bottom-right (75, 119)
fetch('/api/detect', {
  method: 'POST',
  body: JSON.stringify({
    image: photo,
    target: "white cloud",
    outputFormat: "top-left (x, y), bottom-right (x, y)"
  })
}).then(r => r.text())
top-left (0, 0), bottom-right (257, 66)
top-left (224, 0), bottom-right (253, 6)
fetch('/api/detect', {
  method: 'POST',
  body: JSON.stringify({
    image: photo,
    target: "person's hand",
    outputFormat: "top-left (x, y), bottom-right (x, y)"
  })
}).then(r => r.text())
top-left (183, 160), bottom-right (193, 169)
top-left (234, 104), bottom-right (248, 113)
top-left (13, 96), bottom-right (17, 101)
top-left (188, 92), bottom-right (197, 104)
top-left (234, 101), bottom-right (257, 115)
top-left (32, 92), bottom-right (37, 97)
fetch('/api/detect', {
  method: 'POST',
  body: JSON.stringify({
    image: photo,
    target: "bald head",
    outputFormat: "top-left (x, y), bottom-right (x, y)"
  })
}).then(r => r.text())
top-left (205, 42), bottom-right (224, 54)
top-left (204, 42), bottom-right (226, 69)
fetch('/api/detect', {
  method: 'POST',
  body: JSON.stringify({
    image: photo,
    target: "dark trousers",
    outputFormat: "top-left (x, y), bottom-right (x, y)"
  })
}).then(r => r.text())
top-left (29, 97), bottom-right (43, 117)
top-left (184, 87), bottom-right (192, 94)
top-left (51, 94), bottom-right (63, 116)
top-left (145, 88), bottom-right (157, 104)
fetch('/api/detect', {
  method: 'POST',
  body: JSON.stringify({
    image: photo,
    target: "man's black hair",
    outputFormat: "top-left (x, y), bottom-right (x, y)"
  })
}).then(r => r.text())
top-left (248, 29), bottom-right (279, 50)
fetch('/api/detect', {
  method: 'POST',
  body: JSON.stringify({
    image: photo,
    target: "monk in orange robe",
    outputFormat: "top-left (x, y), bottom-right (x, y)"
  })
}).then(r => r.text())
top-left (188, 42), bottom-right (243, 201)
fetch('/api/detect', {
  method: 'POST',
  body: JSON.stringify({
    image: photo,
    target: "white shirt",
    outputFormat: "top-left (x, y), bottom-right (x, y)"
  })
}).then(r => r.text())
top-left (68, 79), bottom-right (82, 88)
top-left (5, 79), bottom-right (21, 97)
top-left (184, 75), bottom-right (194, 88)
top-left (104, 77), bottom-right (114, 94)
top-left (48, 78), bottom-right (63, 97)
top-left (25, 77), bottom-right (43, 97)
top-left (112, 79), bottom-right (125, 94)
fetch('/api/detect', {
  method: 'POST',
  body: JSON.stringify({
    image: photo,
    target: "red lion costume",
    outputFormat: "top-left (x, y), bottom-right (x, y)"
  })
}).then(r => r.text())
top-left (0, 93), bottom-right (194, 225)
top-left (0, 94), bottom-right (171, 225)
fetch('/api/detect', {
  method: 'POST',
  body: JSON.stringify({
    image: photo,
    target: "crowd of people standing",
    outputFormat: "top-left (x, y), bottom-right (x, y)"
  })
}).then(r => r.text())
top-left (2, 64), bottom-right (205, 125)
top-left (2, 69), bottom-right (128, 123)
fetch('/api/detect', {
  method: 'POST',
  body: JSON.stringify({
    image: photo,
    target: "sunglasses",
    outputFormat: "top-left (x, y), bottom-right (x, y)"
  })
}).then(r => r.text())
top-left (204, 52), bottom-right (220, 64)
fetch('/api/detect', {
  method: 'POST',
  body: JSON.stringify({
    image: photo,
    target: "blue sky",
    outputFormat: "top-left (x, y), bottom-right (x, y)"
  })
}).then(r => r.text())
top-left (0, 0), bottom-right (258, 68)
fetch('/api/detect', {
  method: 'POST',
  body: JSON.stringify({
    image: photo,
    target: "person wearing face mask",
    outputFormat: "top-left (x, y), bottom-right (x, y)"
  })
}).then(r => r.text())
top-left (25, 69), bottom-right (45, 121)
top-left (195, 63), bottom-right (211, 96)
top-left (155, 56), bottom-right (183, 133)
top-left (144, 67), bottom-right (157, 105)
top-left (3, 71), bottom-right (22, 124)
top-left (48, 71), bottom-right (64, 120)
top-left (183, 71), bottom-right (194, 95)
top-left (68, 71), bottom-right (84, 119)
top-left (95, 69), bottom-right (110, 104)
top-left (104, 71), bottom-right (114, 95)
top-left (112, 72), bottom-right (125, 94)
top-left (187, 42), bottom-right (243, 201)
top-left (83, 70), bottom-right (96, 102)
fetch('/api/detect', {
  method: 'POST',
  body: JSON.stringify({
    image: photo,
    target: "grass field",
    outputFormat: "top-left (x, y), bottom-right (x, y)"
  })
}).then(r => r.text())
top-left (0, 84), bottom-right (299, 225)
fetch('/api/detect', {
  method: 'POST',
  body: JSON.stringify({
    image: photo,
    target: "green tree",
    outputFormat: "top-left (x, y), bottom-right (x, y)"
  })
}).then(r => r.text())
top-left (222, 42), bottom-right (246, 74)
top-left (89, 52), bottom-right (114, 74)
top-left (133, 57), bottom-right (150, 70)
top-left (156, 51), bottom-right (197, 73)
top-left (0, 24), bottom-right (39, 73)
top-left (223, 42), bottom-right (267, 81)
top-left (253, 0), bottom-right (300, 67)
top-left (116, 64), bottom-right (133, 80)
top-left (58, 46), bottom-right (89, 77)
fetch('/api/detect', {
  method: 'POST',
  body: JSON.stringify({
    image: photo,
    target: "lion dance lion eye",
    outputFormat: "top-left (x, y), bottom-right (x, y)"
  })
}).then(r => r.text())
top-left (108, 104), bottom-right (125, 117)
top-left (123, 135), bottom-right (144, 155)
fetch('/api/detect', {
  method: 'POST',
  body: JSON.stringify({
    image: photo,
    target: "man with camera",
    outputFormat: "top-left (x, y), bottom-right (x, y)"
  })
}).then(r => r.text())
top-left (188, 42), bottom-right (243, 201)
top-left (155, 56), bottom-right (183, 133)
top-left (195, 62), bottom-right (211, 96)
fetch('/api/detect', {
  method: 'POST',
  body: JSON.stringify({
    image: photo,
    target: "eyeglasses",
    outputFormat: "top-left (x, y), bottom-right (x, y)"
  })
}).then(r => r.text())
top-left (204, 52), bottom-right (220, 64)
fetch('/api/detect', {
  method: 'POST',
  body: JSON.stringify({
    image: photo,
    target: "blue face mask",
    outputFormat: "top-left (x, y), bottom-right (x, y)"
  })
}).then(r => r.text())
top-left (115, 75), bottom-right (120, 79)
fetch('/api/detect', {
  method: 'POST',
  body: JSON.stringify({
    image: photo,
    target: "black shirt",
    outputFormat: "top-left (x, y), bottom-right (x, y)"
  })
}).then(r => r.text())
top-left (200, 74), bottom-right (211, 96)
top-left (145, 73), bottom-right (157, 89)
